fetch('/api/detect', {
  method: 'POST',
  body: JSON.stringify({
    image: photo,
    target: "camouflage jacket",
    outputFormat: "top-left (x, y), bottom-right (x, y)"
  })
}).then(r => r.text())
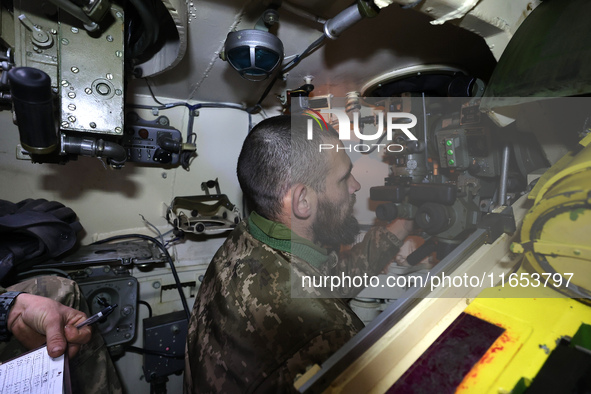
top-left (0, 276), bottom-right (122, 394)
top-left (185, 212), bottom-right (403, 393)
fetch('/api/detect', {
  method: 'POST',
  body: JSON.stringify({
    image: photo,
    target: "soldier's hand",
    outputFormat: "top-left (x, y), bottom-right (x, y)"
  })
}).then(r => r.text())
top-left (386, 218), bottom-right (414, 241)
top-left (7, 293), bottom-right (92, 359)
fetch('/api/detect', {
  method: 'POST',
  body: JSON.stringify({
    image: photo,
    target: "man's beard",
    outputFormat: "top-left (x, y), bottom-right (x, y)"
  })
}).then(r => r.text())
top-left (312, 194), bottom-right (360, 248)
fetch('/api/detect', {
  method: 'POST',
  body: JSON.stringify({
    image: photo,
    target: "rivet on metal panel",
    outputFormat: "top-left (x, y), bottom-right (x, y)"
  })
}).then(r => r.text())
top-left (106, 35), bottom-right (114, 42)
top-left (61, 121), bottom-right (69, 128)
top-left (90, 122), bottom-right (97, 128)
top-left (71, 27), bottom-right (79, 33)
top-left (85, 87), bottom-right (92, 94)
top-left (50, 29), bottom-right (57, 35)
top-left (152, 281), bottom-right (161, 289)
top-left (68, 92), bottom-right (76, 99)
top-left (68, 116), bottom-right (76, 122)
top-left (71, 66), bottom-right (79, 73)
top-left (115, 89), bottom-right (122, 96)
top-left (106, 73), bottom-right (113, 80)
top-left (61, 80), bottom-right (69, 86)
top-left (116, 50), bottom-right (123, 58)
top-left (115, 127), bottom-right (122, 133)
top-left (68, 104), bottom-right (76, 111)
top-left (61, 38), bottom-right (69, 45)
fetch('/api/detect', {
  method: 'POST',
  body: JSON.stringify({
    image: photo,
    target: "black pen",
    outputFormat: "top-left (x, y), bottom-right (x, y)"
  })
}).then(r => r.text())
top-left (76, 304), bottom-right (118, 329)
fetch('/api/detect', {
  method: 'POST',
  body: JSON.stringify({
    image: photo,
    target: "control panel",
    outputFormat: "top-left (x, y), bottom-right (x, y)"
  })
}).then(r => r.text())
top-left (123, 112), bottom-right (182, 165)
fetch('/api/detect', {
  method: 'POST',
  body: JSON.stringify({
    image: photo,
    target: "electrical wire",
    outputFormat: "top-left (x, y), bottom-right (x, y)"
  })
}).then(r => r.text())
top-left (144, 78), bottom-right (165, 106)
top-left (93, 234), bottom-right (191, 321)
top-left (249, 34), bottom-right (327, 112)
top-left (139, 300), bottom-right (153, 318)
top-left (164, 236), bottom-right (182, 248)
top-left (139, 214), bottom-right (164, 244)
top-left (281, 34), bottom-right (326, 74)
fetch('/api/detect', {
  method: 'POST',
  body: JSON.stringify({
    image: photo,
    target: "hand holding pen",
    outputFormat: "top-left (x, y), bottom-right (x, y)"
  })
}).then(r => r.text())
top-left (6, 293), bottom-right (99, 358)
top-left (76, 304), bottom-right (118, 329)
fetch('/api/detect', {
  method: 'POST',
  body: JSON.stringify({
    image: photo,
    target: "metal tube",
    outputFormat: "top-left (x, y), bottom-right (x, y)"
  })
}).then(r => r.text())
top-left (62, 136), bottom-right (126, 164)
top-left (323, 4), bottom-right (364, 40)
top-left (499, 143), bottom-right (510, 206)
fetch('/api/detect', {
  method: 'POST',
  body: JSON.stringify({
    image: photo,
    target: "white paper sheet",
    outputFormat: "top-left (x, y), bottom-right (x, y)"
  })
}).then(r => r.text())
top-left (0, 345), bottom-right (64, 394)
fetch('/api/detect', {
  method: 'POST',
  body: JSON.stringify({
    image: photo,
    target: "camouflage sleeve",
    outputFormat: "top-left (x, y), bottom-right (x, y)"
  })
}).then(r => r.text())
top-left (253, 326), bottom-right (358, 393)
top-left (0, 276), bottom-right (122, 394)
top-left (334, 226), bottom-right (403, 277)
top-left (325, 226), bottom-right (403, 297)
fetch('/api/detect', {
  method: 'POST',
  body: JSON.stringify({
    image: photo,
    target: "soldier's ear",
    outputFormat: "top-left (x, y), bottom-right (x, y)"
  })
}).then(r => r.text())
top-left (291, 183), bottom-right (314, 220)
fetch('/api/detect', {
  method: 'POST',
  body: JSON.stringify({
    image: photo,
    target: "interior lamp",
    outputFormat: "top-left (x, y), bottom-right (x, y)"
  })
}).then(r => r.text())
top-left (221, 10), bottom-right (284, 81)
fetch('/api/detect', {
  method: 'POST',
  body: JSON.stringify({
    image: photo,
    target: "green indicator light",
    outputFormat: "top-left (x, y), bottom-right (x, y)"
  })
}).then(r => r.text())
top-left (446, 140), bottom-right (453, 146)
top-left (447, 149), bottom-right (454, 156)
top-left (448, 159), bottom-right (455, 165)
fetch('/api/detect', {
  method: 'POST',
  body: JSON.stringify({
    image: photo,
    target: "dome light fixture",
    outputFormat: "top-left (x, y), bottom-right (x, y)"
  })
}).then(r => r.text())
top-left (223, 29), bottom-right (284, 81)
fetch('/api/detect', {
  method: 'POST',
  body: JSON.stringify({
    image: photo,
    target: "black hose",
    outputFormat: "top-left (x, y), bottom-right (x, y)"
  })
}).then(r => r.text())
top-left (101, 140), bottom-right (127, 163)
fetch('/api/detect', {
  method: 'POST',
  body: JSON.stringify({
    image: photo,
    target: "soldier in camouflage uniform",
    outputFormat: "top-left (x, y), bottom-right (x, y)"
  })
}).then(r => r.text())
top-left (0, 276), bottom-right (122, 394)
top-left (185, 115), bottom-right (412, 392)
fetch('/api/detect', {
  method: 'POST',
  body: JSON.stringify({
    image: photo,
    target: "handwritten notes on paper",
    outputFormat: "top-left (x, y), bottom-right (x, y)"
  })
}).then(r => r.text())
top-left (0, 346), bottom-right (64, 394)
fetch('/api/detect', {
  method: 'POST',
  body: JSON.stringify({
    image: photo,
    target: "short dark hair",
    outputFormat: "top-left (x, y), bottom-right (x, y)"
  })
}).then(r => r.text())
top-left (237, 115), bottom-right (338, 221)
